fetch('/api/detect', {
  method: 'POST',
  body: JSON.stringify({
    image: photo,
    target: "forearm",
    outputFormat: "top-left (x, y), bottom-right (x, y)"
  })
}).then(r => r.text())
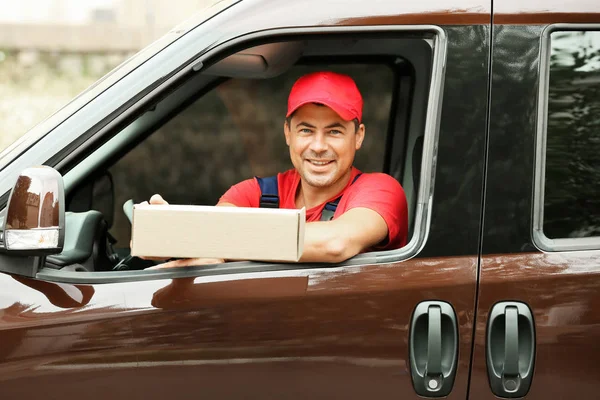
top-left (300, 208), bottom-right (389, 263)
top-left (300, 220), bottom-right (368, 263)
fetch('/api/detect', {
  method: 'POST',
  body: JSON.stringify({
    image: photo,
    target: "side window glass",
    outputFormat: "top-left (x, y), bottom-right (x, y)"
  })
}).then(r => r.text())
top-left (108, 65), bottom-right (393, 247)
top-left (543, 30), bottom-right (600, 239)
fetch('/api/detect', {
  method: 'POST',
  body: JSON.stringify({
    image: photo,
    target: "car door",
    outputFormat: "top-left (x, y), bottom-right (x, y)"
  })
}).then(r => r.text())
top-left (469, 3), bottom-right (600, 399)
top-left (0, 0), bottom-right (491, 399)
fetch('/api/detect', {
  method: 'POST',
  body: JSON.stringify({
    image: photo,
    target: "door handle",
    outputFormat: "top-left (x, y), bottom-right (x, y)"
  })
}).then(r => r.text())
top-left (503, 306), bottom-right (519, 377)
top-left (426, 305), bottom-right (442, 379)
top-left (487, 302), bottom-right (535, 398)
top-left (409, 301), bottom-right (458, 397)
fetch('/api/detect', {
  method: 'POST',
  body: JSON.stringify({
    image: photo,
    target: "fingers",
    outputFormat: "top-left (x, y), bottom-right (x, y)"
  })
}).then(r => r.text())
top-left (134, 194), bottom-right (167, 259)
top-left (145, 258), bottom-right (224, 270)
top-left (140, 195), bottom-right (227, 268)
top-left (149, 194), bottom-right (169, 205)
top-left (129, 195), bottom-right (168, 259)
top-left (197, 258), bottom-right (225, 264)
top-left (142, 256), bottom-right (171, 261)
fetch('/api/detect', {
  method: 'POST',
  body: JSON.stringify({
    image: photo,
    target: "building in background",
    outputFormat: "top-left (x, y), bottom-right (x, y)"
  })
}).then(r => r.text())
top-left (0, 0), bottom-right (216, 51)
top-left (0, 0), bottom-right (218, 151)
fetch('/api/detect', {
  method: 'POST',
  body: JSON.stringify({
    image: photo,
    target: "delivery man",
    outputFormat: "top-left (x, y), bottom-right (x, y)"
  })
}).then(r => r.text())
top-left (148, 71), bottom-right (408, 268)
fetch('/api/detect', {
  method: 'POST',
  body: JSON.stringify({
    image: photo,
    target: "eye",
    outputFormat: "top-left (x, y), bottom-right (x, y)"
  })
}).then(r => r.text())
top-left (299, 128), bottom-right (313, 134)
top-left (329, 129), bottom-right (343, 135)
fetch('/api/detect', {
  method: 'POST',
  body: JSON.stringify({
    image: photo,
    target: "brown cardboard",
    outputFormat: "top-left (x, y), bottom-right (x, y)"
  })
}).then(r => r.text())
top-left (131, 204), bottom-right (305, 262)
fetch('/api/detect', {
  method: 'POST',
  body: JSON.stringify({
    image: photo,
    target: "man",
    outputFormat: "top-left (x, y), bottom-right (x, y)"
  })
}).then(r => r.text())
top-left (149, 71), bottom-right (408, 269)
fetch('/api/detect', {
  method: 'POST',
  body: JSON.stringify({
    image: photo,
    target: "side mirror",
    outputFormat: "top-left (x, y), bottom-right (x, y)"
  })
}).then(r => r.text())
top-left (1, 166), bottom-right (65, 255)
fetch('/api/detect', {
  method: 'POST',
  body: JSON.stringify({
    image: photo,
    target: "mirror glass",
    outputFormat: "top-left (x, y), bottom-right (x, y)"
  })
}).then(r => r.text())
top-left (3, 166), bottom-right (65, 252)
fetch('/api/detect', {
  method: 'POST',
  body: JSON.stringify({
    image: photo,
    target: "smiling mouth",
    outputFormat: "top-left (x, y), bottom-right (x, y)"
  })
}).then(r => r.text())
top-left (306, 160), bottom-right (333, 166)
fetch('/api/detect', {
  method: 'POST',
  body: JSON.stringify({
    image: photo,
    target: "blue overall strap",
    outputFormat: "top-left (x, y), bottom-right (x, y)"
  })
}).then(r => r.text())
top-left (256, 176), bottom-right (280, 208)
top-left (320, 173), bottom-right (363, 221)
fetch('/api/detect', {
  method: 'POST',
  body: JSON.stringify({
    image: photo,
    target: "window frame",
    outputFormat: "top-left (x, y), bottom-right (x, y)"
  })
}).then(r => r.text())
top-left (32, 25), bottom-right (447, 284)
top-left (533, 23), bottom-right (600, 252)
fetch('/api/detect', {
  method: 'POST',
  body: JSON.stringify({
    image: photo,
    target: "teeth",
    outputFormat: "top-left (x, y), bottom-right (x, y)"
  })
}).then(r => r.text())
top-left (310, 160), bottom-right (330, 165)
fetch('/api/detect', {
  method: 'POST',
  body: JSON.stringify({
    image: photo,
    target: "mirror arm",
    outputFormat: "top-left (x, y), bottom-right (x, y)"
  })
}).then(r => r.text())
top-left (0, 253), bottom-right (44, 278)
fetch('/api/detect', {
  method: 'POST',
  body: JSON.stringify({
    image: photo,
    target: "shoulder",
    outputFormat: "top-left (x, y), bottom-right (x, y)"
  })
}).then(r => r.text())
top-left (236, 177), bottom-right (261, 191)
top-left (219, 177), bottom-right (261, 207)
top-left (353, 172), bottom-right (405, 194)
top-left (344, 172), bottom-right (407, 210)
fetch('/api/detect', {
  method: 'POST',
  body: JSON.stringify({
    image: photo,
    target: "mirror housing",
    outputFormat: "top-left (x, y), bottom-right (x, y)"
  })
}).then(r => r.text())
top-left (1, 166), bottom-right (65, 255)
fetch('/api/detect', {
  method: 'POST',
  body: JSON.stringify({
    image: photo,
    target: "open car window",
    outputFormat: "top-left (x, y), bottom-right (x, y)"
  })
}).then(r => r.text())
top-left (38, 28), bottom-right (445, 281)
top-left (107, 64), bottom-right (393, 249)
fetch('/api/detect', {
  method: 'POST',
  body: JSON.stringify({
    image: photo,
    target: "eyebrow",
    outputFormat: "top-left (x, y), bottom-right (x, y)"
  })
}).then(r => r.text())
top-left (324, 122), bottom-right (346, 129)
top-left (295, 122), bottom-right (346, 129)
top-left (296, 122), bottom-right (316, 129)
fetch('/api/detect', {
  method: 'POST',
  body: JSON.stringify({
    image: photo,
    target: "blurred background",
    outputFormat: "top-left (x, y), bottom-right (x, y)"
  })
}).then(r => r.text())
top-left (0, 0), bottom-right (216, 153)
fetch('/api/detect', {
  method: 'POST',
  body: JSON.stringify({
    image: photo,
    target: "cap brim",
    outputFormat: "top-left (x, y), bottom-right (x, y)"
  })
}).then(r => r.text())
top-left (287, 99), bottom-right (356, 121)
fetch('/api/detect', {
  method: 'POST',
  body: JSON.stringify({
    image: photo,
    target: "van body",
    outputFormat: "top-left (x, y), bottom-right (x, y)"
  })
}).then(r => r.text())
top-left (1, 0), bottom-right (599, 398)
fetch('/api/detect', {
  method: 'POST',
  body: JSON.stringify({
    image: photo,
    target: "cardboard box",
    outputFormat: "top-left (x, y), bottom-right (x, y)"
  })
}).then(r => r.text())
top-left (131, 204), bottom-right (305, 262)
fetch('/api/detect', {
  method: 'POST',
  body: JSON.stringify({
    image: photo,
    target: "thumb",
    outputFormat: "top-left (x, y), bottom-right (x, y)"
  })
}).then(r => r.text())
top-left (149, 194), bottom-right (169, 205)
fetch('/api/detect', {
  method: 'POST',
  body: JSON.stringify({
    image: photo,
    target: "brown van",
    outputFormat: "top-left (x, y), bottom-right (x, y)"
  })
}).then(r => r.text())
top-left (1, 0), bottom-right (600, 398)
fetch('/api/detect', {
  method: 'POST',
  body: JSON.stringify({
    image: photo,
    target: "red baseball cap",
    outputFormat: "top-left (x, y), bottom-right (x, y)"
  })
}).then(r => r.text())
top-left (287, 71), bottom-right (363, 122)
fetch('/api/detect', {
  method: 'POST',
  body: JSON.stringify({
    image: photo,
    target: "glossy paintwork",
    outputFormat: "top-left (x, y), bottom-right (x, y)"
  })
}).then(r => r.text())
top-left (0, 272), bottom-right (133, 397)
top-left (223, 0), bottom-right (491, 28)
top-left (482, 24), bottom-right (543, 255)
top-left (0, 256), bottom-right (478, 399)
top-left (424, 24), bottom-right (489, 258)
top-left (495, 0), bottom-right (600, 24)
top-left (470, 253), bottom-right (600, 399)
top-left (0, 0), bottom-right (491, 399)
top-left (472, 22), bottom-right (600, 399)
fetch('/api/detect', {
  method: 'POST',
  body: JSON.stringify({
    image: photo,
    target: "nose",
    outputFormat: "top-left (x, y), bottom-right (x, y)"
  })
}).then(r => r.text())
top-left (308, 131), bottom-right (328, 154)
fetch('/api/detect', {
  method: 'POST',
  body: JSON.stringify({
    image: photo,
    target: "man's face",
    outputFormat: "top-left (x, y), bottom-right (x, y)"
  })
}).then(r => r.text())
top-left (284, 103), bottom-right (365, 188)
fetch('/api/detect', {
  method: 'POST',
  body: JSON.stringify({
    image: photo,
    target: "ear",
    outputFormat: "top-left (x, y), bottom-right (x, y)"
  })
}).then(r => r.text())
top-left (284, 120), bottom-right (291, 146)
top-left (355, 123), bottom-right (366, 150)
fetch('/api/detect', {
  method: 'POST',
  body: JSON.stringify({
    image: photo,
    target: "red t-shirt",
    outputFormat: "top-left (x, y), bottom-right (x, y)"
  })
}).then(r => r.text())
top-left (219, 167), bottom-right (408, 250)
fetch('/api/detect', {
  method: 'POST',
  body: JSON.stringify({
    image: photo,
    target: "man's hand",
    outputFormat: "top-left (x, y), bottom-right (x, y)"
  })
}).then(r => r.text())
top-left (146, 257), bottom-right (224, 270)
top-left (132, 194), bottom-right (171, 262)
top-left (148, 193), bottom-right (168, 206)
